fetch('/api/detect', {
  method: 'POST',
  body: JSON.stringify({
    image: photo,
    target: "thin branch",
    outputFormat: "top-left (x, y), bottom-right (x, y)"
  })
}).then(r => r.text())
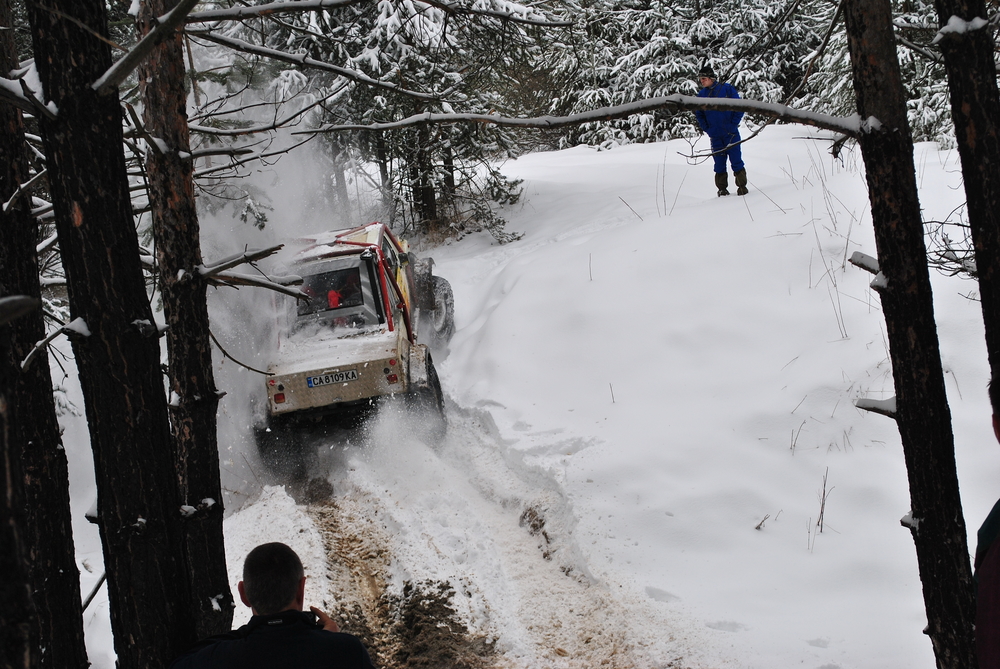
top-left (207, 271), bottom-right (305, 300)
top-left (199, 245), bottom-right (284, 277)
top-left (192, 136), bottom-right (314, 179)
top-left (3, 168), bottom-right (47, 213)
top-left (189, 81), bottom-right (349, 137)
top-left (209, 329), bottom-right (272, 376)
top-left (301, 95), bottom-right (860, 138)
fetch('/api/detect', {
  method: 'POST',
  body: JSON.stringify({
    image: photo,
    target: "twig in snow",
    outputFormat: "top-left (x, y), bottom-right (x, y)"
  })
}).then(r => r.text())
top-left (790, 419), bottom-right (806, 453)
top-left (668, 172), bottom-right (686, 217)
top-left (609, 383), bottom-right (616, 403)
top-left (750, 181), bottom-right (787, 213)
top-left (742, 193), bottom-right (754, 221)
top-left (755, 514), bottom-right (770, 530)
top-left (619, 196), bottom-right (643, 221)
top-left (816, 467), bottom-right (833, 533)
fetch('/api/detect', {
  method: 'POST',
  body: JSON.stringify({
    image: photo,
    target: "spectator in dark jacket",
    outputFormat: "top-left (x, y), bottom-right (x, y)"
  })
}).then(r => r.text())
top-left (978, 379), bottom-right (1000, 668)
top-left (694, 64), bottom-right (748, 197)
top-left (169, 542), bottom-right (374, 669)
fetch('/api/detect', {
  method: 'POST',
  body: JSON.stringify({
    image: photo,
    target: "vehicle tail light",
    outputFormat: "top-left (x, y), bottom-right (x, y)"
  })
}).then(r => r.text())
top-left (274, 393), bottom-right (286, 404)
top-left (386, 374), bottom-right (398, 384)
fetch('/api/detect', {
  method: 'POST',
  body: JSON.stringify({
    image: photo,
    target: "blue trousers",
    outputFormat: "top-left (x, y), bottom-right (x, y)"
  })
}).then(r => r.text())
top-left (710, 132), bottom-right (745, 174)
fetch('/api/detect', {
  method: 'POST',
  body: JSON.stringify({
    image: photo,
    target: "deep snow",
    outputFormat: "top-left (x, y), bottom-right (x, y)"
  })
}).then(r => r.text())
top-left (63, 125), bottom-right (997, 668)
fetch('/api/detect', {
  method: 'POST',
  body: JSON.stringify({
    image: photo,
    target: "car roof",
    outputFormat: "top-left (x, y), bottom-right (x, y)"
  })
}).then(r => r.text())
top-left (292, 222), bottom-right (404, 264)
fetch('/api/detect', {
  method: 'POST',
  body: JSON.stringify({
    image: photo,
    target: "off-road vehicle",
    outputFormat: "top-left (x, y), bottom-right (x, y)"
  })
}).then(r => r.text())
top-left (254, 223), bottom-right (454, 473)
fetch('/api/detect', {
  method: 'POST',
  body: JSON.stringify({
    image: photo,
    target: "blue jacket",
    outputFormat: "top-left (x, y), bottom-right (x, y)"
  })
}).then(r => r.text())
top-left (695, 81), bottom-right (743, 138)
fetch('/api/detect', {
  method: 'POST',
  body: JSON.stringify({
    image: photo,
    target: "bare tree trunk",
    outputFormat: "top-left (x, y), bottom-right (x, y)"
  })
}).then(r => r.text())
top-left (843, 1), bottom-right (977, 667)
top-left (931, 0), bottom-right (1000, 386)
top-left (136, 0), bottom-right (234, 639)
top-left (25, 0), bottom-right (199, 666)
top-left (0, 1), bottom-right (89, 666)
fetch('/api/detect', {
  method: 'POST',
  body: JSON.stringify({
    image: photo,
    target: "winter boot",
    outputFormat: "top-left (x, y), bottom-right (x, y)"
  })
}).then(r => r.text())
top-left (715, 172), bottom-right (729, 197)
top-left (735, 169), bottom-right (749, 196)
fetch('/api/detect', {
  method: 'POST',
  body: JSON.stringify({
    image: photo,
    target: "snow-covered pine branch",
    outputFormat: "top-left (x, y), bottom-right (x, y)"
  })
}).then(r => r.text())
top-left (185, 0), bottom-right (572, 28)
top-left (185, 29), bottom-right (447, 102)
top-left (185, 0), bottom-right (365, 23)
top-left (301, 95), bottom-right (861, 138)
top-left (418, 0), bottom-right (573, 27)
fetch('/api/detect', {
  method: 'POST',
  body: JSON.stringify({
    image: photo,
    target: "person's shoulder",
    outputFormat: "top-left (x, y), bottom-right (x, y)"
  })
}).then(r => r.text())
top-left (313, 631), bottom-right (375, 668)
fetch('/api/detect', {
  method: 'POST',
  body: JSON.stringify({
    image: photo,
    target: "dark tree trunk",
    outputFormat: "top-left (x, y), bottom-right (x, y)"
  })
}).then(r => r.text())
top-left (843, 1), bottom-right (977, 667)
top-left (374, 134), bottom-right (393, 223)
top-left (931, 0), bottom-right (1000, 391)
top-left (136, 0), bottom-right (234, 639)
top-left (442, 146), bottom-right (456, 203)
top-left (0, 1), bottom-right (89, 666)
top-left (409, 125), bottom-right (438, 231)
top-left (25, 0), bottom-right (199, 666)
top-left (0, 307), bottom-right (39, 669)
top-left (332, 145), bottom-right (351, 208)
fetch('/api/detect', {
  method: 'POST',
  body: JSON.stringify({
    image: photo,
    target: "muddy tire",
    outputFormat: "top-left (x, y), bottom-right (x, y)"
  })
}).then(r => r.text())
top-left (408, 349), bottom-right (446, 440)
top-left (427, 276), bottom-right (455, 348)
top-left (253, 419), bottom-right (316, 483)
top-left (413, 257), bottom-right (454, 353)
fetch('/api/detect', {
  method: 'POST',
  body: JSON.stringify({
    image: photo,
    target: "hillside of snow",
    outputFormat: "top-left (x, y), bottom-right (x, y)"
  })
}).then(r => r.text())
top-left (66, 125), bottom-right (995, 668)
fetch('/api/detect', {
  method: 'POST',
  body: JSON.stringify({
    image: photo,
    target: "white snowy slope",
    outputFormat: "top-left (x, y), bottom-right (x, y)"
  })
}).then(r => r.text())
top-left (66, 125), bottom-right (997, 669)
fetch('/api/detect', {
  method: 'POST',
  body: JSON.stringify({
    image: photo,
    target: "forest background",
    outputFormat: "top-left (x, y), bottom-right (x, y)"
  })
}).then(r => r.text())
top-left (1, 2), bottom-right (995, 669)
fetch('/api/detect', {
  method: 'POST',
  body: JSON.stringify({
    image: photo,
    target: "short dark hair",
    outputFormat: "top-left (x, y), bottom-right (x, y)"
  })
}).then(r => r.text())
top-left (242, 543), bottom-right (304, 615)
top-left (990, 377), bottom-right (1000, 416)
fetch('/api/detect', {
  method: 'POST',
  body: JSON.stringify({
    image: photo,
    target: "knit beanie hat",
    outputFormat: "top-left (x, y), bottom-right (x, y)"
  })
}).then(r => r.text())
top-left (698, 63), bottom-right (716, 79)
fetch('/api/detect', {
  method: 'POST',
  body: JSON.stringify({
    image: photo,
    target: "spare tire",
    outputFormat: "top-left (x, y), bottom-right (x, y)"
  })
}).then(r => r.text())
top-left (428, 275), bottom-right (455, 347)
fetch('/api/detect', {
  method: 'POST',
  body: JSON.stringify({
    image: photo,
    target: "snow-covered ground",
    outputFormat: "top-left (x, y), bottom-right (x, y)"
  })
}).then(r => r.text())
top-left (65, 125), bottom-right (996, 668)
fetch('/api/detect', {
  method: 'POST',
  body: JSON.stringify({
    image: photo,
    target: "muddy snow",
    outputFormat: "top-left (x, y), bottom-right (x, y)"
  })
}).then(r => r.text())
top-left (222, 402), bottom-right (728, 669)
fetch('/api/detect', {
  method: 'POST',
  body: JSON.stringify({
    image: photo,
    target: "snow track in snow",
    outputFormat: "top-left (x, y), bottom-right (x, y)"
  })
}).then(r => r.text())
top-left (292, 399), bottom-right (728, 669)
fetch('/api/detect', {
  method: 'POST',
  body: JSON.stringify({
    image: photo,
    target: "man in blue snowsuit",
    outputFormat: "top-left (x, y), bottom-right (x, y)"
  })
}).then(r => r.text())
top-left (694, 64), bottom-right (748, 197)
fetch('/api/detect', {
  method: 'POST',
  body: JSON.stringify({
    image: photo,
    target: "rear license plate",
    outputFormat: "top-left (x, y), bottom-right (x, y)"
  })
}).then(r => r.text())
top-left (307, 369), bottom-right (359, 387)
